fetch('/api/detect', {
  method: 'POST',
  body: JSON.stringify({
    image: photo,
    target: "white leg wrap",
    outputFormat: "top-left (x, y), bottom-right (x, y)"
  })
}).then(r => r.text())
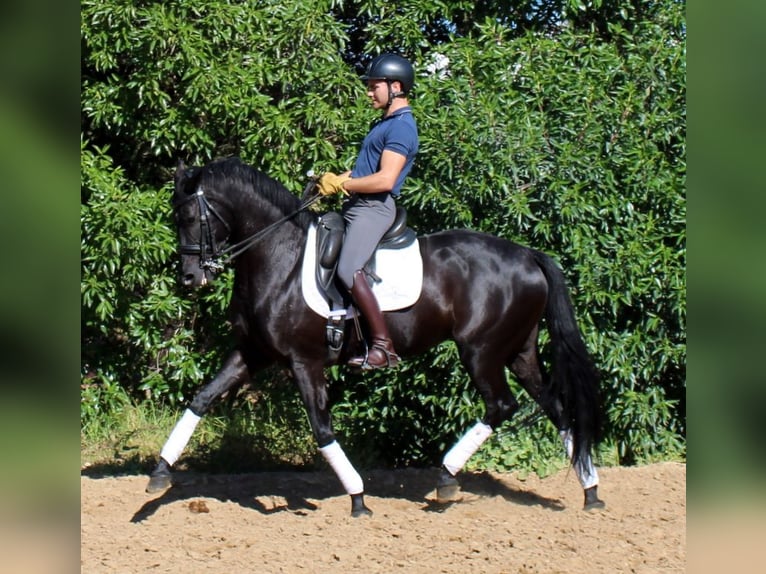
top-left (442, 421), bottom-right (493, 476)
top-left (560, 428), bottom-right (574, 458)
top-left (560, 429), bottom-right (599, 489)
top-left (159, 409), bottom-right (202, 466)
top-left (320, 441), bottom-right (364, 495)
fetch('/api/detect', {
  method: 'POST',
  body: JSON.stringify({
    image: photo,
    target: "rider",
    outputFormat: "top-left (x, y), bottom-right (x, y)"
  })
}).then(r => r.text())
top-left (317, 53), bottom-right (419, 370)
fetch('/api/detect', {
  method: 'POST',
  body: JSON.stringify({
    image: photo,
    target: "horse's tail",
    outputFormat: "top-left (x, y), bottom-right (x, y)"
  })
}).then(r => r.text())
top-left (532, 250), bottom-right (602, 471)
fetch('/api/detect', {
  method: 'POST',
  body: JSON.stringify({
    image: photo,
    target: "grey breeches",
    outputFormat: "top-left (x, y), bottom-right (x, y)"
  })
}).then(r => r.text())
top-left (337, 192), bottom-right (396, 289)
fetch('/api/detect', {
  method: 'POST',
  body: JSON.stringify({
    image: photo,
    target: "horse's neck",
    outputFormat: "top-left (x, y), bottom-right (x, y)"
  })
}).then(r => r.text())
top-left (229, 189), bottom-right (291, 235)
top-left (226, 185), bottom-right (308, 269)
top-left (232, 204), bottom-right (306, 265)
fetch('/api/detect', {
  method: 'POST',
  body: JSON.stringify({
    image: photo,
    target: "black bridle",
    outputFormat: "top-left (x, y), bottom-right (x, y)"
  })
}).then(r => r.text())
top-left (173, 179), bottom-right (322, 273)
top-left (173, 188), bottom-right (232, 273)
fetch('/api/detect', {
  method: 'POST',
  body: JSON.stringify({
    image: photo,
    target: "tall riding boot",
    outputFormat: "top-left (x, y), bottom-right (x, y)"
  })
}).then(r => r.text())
top-left (347, 270), bottom-right (400, 370)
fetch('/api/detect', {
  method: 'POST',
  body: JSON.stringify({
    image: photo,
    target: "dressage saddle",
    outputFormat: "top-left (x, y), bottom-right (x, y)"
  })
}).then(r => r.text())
top-left (314, 206), bottom-right (417, 357)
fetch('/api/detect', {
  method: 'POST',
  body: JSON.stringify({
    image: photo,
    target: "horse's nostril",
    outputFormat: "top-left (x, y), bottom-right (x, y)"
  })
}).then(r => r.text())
top-left (182, 274), bottom-right (195, 287)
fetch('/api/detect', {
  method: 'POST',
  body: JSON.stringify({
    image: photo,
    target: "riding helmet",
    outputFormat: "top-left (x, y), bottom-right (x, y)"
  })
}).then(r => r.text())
top-left (361, 54), bottom-right (414, 94)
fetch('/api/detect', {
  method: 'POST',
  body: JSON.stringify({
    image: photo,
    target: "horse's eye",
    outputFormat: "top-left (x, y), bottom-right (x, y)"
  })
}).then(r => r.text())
top-left (173, 211), bottom-right (195, 226)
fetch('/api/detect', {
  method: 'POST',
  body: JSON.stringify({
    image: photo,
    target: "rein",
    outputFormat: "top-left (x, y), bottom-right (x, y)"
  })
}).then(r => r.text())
top-left (219, 192), bottom-right (321, 262)
top-left (174, 184), bottom-right (322, 272)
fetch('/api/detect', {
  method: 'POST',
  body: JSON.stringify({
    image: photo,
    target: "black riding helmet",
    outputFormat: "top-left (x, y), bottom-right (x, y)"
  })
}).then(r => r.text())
top-left (361, 54), bottom-right (414, 105)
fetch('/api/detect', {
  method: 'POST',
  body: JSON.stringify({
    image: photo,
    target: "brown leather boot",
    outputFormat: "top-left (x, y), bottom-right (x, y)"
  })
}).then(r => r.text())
top-left (347, 270), bottom-right (400, 370)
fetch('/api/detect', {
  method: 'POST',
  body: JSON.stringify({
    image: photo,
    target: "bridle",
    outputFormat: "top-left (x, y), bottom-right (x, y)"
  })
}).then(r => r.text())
top-left (173, 183), bottom-right (322, 274)
top-left (173, 188), bottom-right (234, 273)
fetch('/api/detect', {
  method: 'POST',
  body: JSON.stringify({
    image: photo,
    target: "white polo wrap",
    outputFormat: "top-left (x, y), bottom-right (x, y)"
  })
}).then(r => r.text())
top-left (320, 441), bottom-right (364, 495)
top-left (442, 421), bottom-right (493, 475)
top-left (559, 429), bottom-right (599, 489)
top-left (159, 409), bottom-right (201, 466)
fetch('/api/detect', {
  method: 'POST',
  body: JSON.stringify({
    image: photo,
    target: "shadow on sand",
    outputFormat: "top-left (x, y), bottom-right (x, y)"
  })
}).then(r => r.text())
top-left (116, 466), bottom-right (565, 523)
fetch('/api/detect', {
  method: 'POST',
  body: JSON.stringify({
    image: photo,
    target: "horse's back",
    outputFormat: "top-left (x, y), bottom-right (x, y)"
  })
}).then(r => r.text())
top-left (388, 229), bottom-right (548, 352)
top-left (418, 229), bottom-right (546, 289)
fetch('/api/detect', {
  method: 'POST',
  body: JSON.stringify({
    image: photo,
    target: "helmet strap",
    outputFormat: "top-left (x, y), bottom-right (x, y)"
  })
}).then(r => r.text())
top-left (385, 80), bottom-right (406, 108)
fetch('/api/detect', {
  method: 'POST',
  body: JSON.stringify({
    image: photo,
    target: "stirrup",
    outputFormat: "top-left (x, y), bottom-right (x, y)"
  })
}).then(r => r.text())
top-left (368, 342), bottom-right (400, 370)
top-left (348, 341), bottom-right (400, 371)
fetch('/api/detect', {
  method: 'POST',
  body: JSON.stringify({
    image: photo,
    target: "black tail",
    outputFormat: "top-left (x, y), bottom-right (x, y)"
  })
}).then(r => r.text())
top-left (532, 250), bottom-right (602, 471)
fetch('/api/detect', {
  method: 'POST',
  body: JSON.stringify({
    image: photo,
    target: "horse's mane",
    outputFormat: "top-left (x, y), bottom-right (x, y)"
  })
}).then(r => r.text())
top-left (199, 157), bottom-right (315, 230)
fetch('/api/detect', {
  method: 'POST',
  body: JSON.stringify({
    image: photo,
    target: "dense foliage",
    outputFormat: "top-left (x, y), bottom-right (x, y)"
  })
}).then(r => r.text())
top-left (82, 0), bottom-right (685, 470)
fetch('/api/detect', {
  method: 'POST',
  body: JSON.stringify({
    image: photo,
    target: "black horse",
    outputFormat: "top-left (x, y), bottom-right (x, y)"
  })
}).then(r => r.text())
top-left (147, 157), bottom-right (604, 515)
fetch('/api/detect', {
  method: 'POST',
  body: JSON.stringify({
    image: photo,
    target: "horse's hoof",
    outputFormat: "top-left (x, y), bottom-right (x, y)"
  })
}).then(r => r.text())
top-left (436, 467), bottom-right (461, 502)
top-left (584, 498), bottom-right (606, 511)
top-left (350, 493), bottom-right (373, 517)
top-left (351, 505), bottom-right (373, 518)
top-left (146, 473), bottom-right (172, 494)
top-left (145, 459), bottom-right (173, 494)
top-left (436, 483), bottom-right (461, 502)
top-left (583, 486), bottom-right (605, 510)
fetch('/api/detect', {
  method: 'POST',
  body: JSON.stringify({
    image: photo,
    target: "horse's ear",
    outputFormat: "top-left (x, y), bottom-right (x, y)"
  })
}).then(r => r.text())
top-left (175, 159), bottom-right (187, 186)
top-left (175, 159), bottom-right (199, 195)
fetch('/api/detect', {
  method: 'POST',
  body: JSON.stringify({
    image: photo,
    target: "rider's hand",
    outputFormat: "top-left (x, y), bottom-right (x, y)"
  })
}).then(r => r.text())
top-left (317, 172), bottom-right (350, 196)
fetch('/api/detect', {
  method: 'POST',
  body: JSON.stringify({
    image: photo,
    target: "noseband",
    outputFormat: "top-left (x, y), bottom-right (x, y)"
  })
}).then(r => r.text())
top-left (173, 188), bottom-right (231, 274)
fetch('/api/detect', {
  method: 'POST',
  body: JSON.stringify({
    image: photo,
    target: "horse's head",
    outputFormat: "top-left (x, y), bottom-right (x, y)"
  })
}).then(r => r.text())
top-left (171, 160), bottom-right (231, 287)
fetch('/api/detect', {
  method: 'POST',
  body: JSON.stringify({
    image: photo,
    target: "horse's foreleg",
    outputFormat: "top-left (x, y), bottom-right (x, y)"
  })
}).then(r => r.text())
top-left (145, 350), bottom-right (249, 494)
top-left (319, 441), bottom-right (370, 517)
top-left (292, 361), bottom-right (371, 517)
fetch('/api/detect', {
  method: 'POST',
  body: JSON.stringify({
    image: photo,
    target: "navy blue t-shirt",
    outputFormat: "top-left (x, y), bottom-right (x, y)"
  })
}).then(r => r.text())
top-left (350, 107), bottom-right (418, 197)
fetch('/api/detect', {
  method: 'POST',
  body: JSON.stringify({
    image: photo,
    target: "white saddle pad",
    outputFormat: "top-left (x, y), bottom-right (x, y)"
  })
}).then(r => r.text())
top-left (301, 223), bottom-right (423, 319)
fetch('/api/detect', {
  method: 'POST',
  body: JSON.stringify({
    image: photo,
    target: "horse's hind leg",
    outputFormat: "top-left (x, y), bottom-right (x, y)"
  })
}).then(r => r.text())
top-left (146, 350), bottom-right (250, 493)
top-left (508, 329), bottom-right (567, 429)
top-left (436, 348), bottom-right (518, 501)
top-left (509, 335), bottom-right (603, 509)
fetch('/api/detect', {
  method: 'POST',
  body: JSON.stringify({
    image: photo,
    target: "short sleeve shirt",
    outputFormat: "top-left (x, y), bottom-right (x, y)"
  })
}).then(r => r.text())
top-left (350, 107), bottom-right (419, 197)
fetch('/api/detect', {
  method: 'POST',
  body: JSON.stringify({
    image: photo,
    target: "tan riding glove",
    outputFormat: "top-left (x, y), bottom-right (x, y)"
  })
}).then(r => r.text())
top-left (317, 172), bottom-right (350, 196)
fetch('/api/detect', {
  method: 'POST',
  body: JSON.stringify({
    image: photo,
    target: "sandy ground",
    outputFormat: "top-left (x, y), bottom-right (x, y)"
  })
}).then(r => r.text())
top-left (81, 462), bottom-right (685, 573)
